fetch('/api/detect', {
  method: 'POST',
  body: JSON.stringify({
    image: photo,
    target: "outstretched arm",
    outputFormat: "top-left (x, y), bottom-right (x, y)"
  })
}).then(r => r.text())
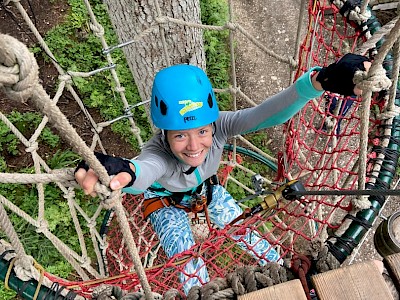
top-left (219, 53), bottom-right (371, 135)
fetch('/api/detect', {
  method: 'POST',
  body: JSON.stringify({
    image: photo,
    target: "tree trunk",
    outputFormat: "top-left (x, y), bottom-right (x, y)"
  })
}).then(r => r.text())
top-left (103, 0), bottom-right (206, 103)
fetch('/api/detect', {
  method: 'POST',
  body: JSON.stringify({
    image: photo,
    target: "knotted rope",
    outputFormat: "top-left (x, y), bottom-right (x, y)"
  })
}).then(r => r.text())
top-left (186, 263), bottom-right (294, 300)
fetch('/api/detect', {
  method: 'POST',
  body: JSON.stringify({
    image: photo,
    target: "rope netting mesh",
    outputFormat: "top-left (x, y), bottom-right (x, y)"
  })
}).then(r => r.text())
top-left (0, 0), bottom-right (399, 299)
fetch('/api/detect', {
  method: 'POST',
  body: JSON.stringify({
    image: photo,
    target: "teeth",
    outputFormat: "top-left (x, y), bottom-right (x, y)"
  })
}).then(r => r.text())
top-left (186, 152), bottom-right (201, 158)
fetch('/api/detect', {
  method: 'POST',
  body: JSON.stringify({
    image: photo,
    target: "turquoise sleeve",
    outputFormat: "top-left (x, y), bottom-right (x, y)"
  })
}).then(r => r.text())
top-left (122, 160), bottom-right (144, 194)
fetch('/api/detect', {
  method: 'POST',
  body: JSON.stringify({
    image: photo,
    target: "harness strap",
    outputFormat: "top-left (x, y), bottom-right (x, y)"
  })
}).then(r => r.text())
top-left (143, 175), bottom-right (219, 219)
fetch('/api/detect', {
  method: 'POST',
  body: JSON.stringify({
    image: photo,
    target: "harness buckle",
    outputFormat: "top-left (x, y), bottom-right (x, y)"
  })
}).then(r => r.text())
top-left (190, 194), bottom-right (207, 213)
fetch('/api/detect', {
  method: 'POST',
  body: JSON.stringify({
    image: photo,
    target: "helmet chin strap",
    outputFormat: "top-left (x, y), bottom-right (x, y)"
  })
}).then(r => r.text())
top-left (212, 122), bottom-right (216, 137)
top-left (183, 166), bottom-right (197, 175)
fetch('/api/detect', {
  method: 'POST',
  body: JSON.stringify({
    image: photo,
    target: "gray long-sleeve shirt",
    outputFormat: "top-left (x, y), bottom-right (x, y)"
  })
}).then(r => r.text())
top-left (123, 67), bottom-right (322, 196)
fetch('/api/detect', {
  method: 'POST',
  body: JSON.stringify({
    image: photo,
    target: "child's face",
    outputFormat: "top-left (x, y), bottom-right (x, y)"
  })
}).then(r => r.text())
top-left (167, 124), bottom-right (213, 167)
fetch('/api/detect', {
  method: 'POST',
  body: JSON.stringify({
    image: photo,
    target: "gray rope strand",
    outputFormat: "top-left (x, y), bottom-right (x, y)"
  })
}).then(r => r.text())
top-left (0, 203), bottom-right (26, 257)
top-left (0, 169), bottom-right (76, 184)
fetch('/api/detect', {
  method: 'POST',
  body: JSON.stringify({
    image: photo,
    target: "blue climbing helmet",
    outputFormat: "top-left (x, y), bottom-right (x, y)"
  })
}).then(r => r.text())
top-left (151, 64), bottom-right (219, 130)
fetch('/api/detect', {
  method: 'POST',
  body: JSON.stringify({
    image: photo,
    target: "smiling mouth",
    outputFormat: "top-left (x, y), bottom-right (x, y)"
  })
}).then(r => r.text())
top-left (185, 151), bottom-right (202, 158)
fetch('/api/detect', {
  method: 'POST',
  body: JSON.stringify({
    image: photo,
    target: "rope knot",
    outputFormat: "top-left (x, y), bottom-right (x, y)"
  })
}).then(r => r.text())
top-left (156, 16), bottom-right (169, 24)
top-left (100, 190), bottom-right (121, 209)
top-left (80, 256), bottom-right (92, 269)
top-left (288, 56), bottom-right (298, 70)
top-left (377, 106), bottom-right (400, 120)
top-left (13, 255), bottom-right (40, 281)
top-left (36, 219), bottom-right (49, 234)
top-left (25, 142), bottom-right (39, 153)
top-left (131, 126), bottom-right (141, 135)
top-left (59, 74), bottom-right (72, 84)
top-left (115, 86), bottom-right (125, 93)
top-left (354, 65), bottom-right (392, 93)
top-left (92, 284), bottom-right (125, 300)
top-left (291, 254), bottom-right (311, 275)
top-left (228, 86), bottom-right (238, 95)
top-left (352, 195), bottom-right (371, 210)
top-left (90, 23), bottom-right (105, 37)
top-left (87, 220), bottom-right (97, 230)
top-left (225, 21), bottom-right (237, 31)
top-left (0, 34), bottom-right (40, 103)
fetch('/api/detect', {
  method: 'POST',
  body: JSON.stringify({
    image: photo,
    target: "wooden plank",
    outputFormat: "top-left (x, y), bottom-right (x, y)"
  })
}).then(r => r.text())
top-left (238, 279), bottom-right (307, 300)
top-left (312, 260), bottom-right (394, 300)
top-left (384, 252), bottom-right (400, 291)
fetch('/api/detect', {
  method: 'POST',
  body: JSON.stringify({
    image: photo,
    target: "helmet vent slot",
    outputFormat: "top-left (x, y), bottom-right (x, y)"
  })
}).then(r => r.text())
top-left (155, 96), bottom-right (159, 107)
top-left (207, 93), bottom-right (213, 108)
top-left (160, 100), bottom-right (167, 115)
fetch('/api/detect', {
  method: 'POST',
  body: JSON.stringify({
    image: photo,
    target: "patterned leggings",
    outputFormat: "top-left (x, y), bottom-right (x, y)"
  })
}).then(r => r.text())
top-left (146, 185), bottom-right (280, 295)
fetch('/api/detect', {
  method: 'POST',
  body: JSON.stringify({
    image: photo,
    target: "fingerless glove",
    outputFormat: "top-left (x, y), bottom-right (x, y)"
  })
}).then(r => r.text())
top-left (75, 152), bottom-right (136, 187)
top-left (316, 53), bottom-right (370, 96)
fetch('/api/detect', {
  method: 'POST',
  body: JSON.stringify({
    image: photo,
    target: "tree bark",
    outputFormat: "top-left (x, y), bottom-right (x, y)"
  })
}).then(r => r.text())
top-left (103, 0), bottom-right (206, 103)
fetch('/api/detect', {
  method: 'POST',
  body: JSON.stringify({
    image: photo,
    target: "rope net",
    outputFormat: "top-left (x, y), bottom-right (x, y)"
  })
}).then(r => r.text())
top-left (0, 0), bottom-right (398, 299)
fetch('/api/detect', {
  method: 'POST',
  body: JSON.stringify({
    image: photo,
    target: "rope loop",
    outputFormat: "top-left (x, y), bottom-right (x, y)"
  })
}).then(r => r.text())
top-left (0, 64), bottom-right (19, 85)
top-left (163, 289), bottom-right (182, 300)
top-left (3, 0), bottom-right (19, 5)
top-left (0, 34), bottom-right (39, 103)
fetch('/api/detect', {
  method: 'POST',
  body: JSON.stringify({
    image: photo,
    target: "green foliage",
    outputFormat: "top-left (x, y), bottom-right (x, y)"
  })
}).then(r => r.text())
top-left (0, 181), bottom-right (101, 274)
top-left (245, 132), bottom-right (273, 156)
top-left (0, 282), bottom-right (16, 300)
top-left (0, 112), bottom-right (60, 161)
top-left (41, 0), bottom-right (150, 149)
top-left (47, 149), bottom-right (80, 169)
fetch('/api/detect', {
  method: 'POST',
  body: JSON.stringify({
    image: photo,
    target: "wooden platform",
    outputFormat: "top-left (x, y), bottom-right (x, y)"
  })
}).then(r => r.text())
top-left (239, 254), bottom-right (400, 300)
top-left (384, 252), bottom-right (400, 292)
top-left (238, 279), bottom-right (307, 300)
top-left (311, 260), bottom-right (394, 300)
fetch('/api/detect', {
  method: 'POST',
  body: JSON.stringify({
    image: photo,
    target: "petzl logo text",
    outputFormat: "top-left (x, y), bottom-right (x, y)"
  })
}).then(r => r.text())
top-left (184, 116), bottom-right (197, 123)
top-left (179, 100), bottom-right (203, 116)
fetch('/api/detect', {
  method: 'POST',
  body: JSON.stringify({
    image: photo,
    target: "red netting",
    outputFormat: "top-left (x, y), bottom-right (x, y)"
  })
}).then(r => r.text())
top-left (51, 0), bottom-right (387, 297)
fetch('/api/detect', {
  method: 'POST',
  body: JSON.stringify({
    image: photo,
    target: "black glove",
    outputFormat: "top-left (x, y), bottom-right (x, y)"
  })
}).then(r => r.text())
top-left (316, 53), bottom-right (370, 96)
top-left (75, 152), bottom-right (136, 187)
